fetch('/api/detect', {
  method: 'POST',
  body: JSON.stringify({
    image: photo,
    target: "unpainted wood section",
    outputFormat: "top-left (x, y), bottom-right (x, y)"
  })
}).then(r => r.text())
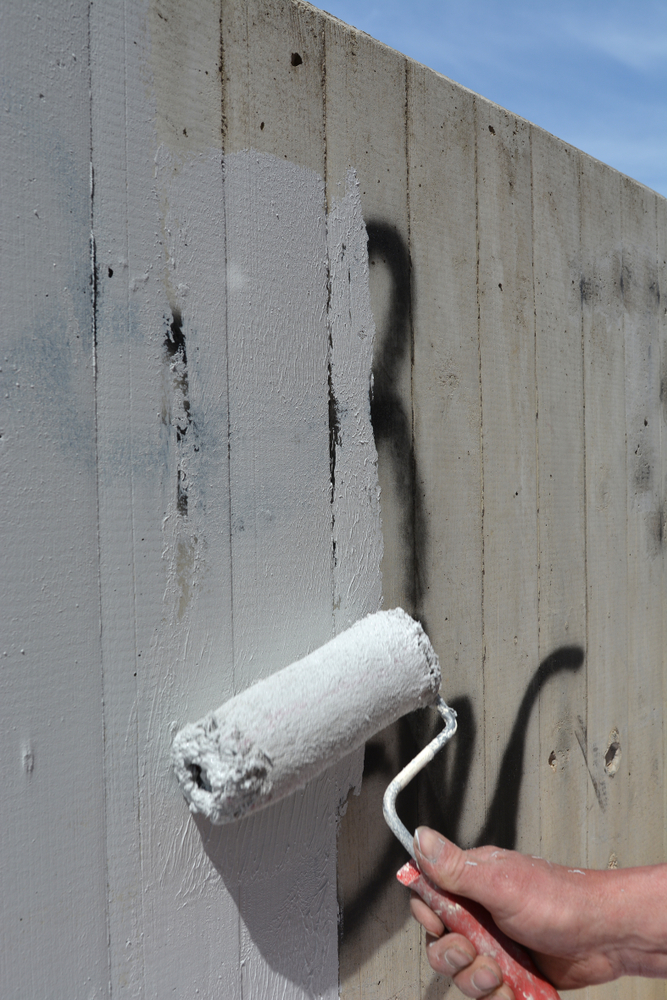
top-left (475, 100), bottom-right (540, 856)
top-left (621, 180), bottom-right (664, 879)
top-left (407, 63), bottom-right (483, 1000)
top-left (659, 195), bottom-right (667, 855)
top-left (0, 2), bottom-right (108, 994)
top-left (222, 0), bottom-right (325, 175)
top-left (148, 0), bottom-right (224, 154)
top-left (325, 19), bottom-right (419, 1000)
top-left (580, 153), bottom-right (630, 1000)
top-left (620, 173), bottom-right (665, 1000)
top-left (530, 132), bottom-right (588, 874)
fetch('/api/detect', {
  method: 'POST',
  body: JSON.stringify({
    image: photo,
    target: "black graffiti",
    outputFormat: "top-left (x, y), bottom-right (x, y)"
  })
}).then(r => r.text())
top-left (340, 220), bottom-right (585, 945)
top-left (164, 307), bottom-right (197, 515)
top-left (341, 646), bottom-right (584, 938)
top-left (367, 221), bottom-right (428, 617)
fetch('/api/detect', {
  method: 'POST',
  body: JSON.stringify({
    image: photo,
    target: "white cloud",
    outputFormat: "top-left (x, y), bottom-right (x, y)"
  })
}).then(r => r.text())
top-left (561, 8), bottom-right (667, 72)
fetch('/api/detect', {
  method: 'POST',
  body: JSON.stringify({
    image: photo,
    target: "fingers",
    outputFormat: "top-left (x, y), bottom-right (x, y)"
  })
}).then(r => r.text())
top-left (426, 935), bottom-right (514, 1000)
top-left (410, 893), bottom-right (445, 936)
top-left (414, 826), bottom-right (471, 895)
top-left (411, 894), bottom-right (515, 1000)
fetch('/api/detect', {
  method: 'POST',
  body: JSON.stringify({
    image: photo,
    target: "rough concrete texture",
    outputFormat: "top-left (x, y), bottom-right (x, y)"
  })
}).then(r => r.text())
top-left (2, 1), bottom-right (665, 998)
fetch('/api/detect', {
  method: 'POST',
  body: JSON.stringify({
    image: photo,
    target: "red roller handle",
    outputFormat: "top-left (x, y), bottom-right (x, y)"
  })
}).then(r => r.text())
top-left (397, 860), bottom-right (560, 1000)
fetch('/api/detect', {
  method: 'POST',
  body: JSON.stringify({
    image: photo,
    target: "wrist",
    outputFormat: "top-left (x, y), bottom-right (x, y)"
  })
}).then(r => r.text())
top-left (597, 864), bottom-right (667, 979)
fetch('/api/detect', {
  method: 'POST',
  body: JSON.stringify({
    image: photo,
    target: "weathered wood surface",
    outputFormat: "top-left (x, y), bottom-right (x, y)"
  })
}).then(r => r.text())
top-left (2, 0), bottom-right (666, 998)
top-left (408, 62), bottom-right (483, 1000)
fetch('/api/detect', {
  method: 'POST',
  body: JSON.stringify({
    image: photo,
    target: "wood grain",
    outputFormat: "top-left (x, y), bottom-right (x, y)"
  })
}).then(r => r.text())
top-left (581, 155), bottom-right (628, 1000)
top-left (621, 179), bottom-right (663, 870)
top-left (0, 1), bottom-right (108, 993)
top-left (408, 61), bottom-right (483, 1000)
top-left (475, 99), bottom-right (540, 857)
top-left (325, 20), bottom-right (422, 1000)
top-left (530, 130), bottom-right (588, 868)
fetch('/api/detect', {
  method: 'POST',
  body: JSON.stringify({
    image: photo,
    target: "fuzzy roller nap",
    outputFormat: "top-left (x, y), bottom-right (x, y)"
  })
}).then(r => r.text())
top-left (172, 608), bottom-right (440, 824)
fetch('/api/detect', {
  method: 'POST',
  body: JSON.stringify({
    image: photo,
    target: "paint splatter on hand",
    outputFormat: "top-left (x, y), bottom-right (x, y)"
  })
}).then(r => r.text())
top-left (410, 827), bottom-right (667, 992)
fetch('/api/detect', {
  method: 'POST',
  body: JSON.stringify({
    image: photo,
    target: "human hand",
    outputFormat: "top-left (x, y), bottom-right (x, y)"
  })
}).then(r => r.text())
top-left (410, 827), bottom-right (667, 997)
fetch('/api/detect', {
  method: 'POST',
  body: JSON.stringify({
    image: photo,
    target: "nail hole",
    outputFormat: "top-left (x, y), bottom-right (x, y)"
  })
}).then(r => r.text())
top-left (291, 52), bottom-right (303, 66)
top-left (604, 732), bottom-right (621, 776)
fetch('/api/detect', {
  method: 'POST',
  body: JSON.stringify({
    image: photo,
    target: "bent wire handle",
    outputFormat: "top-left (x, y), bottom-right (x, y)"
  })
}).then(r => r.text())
top-left (382, 695), bottom-right (458, 857)
top-left (382, 696), bottom-right (560, 1000)
top-left (398, 861), bottom-right (560, 1000)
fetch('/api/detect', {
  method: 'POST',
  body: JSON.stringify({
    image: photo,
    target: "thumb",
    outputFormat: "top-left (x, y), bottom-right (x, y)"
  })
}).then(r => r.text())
top-left (414, 827), bottom-right (478, 899)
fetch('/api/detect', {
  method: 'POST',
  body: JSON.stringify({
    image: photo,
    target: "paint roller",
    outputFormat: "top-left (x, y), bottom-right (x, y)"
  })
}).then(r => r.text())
top-left (172, 608), bottom-right (559, 1000)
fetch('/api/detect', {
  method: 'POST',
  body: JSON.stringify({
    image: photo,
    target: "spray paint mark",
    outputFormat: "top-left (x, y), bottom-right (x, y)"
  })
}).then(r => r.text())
top-left (164, 307), bottom-right (198, 516)
top-left (366, 221), bottom-right (427, 618)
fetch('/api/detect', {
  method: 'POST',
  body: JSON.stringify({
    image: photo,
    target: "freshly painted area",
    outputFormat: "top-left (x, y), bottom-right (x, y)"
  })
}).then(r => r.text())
top-left (328, 172), bottom-right (384, 630)
top-left (0, 2), bottom-right (108, 996)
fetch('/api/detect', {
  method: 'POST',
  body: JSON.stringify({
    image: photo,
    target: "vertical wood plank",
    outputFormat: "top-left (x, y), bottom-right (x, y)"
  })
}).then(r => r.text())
top-left (92, 2), bottom-right (164, 991)
top-left (220, 4), bottom-right (356, 998)
top-left (92, 0), bottom-right (240, 994)
top-left (531, 132), bottom-right (588, 870)
top-left (580, 154), bottom-right (629, 1000)
top-left (621, 180), bottom-right (663, 875)
top-left (91, 1), bottom-right (150, 988)
top-left (408, 63), bottom-right (483, 1000)
top-left (475, 100), bottom-right (540, 856)
top-left (221, 151), bottom-right (340, 1000)
top-left (325, 22), bottom-right (419, 1000)
top-left (141, 2), bottom-right (241, 995)
top-left (325, 22), bottom-right (412, 613)
top-left (659, 195), bottom-right (667, 855)
top-left (0, 2), bottom-right (109, 994)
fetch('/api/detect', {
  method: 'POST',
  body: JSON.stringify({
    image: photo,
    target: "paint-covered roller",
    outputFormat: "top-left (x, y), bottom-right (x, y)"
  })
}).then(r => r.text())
top-left (172, 608), bottom-right (440, 824)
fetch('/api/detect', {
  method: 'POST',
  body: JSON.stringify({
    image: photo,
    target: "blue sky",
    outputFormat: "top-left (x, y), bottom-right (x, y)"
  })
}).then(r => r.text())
top-left (321, 0), bottom-right (667, 198)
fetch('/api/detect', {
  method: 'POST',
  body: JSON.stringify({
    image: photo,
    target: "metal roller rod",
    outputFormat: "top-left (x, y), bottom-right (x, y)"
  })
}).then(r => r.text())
top-left (382, 696), bottom-right (458, 857)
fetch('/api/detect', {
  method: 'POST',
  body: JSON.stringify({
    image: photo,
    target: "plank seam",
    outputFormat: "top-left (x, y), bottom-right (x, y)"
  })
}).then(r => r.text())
top-left (473, 96), bottom-right (487, 816)
top-left (404, 55), bottom-right (419, 620)
top-left (218, 9), bottom-right (242, 996)
top-left (86, 0), bottom-right (111, 987)
top-left (529, 126), bottom-right (542, 853)
top-left (577, 152), bottom-right (590, 873)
